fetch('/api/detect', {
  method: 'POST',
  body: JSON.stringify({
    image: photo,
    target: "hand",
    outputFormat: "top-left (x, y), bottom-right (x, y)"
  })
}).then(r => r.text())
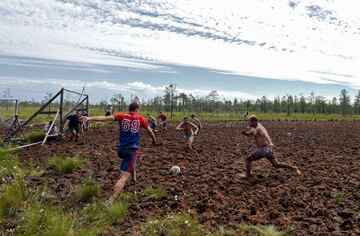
top-left (269, 143), bottom-right (275, 148)
top-left (80, 116), bottom-right (89, 123)
top-left (241, 130), bottom-right (247, 135)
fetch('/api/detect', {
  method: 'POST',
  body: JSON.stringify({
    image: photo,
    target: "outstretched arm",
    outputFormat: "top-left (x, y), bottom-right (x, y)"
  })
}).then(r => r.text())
top-left (176, 122), bottom-right (184, 131)
top-left (80, 115), bottom-right (115, 123)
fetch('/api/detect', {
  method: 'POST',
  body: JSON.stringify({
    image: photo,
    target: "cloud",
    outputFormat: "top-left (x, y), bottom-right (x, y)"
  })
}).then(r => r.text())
top-left (0, 0), bottom-right (359, 89)
top-left (0, 76), bottom-right (258, 101)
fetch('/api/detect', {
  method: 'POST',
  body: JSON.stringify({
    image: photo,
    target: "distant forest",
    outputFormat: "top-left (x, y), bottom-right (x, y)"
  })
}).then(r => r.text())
top-left (1, 84), bottom-right (359, 117)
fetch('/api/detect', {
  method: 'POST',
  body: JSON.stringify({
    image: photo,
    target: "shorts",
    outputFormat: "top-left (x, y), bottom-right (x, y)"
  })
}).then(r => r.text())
top-left (69, 124), bottom-right (80, 133)
top-left (150, 123), bottom-right (157, 130)
top-left (247, 146), bottom-right (276, 161)
top-left (118, 148), bottom-right (139, 173)
top-left (162, 120), bottom-right (168, 127)
top-left (184, 133), bottom-right (195, 143)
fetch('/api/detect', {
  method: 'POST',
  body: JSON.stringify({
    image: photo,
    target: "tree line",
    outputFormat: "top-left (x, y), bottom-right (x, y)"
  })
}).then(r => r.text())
top-left (1, 85), bottom-right (360, 117)
top-left (107, 84), bottom-right (359, 117)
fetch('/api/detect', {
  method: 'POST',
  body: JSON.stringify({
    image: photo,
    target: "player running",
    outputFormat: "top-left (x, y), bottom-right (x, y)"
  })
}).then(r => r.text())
top-left (241, 115), bottom-right (301, 178)
top-left (191, 114), bottom-right (202, 134)
top-left (158, 111), bottom-right (168, 130)
top-left (80, 102), bottom-right (157, 203)
top-left (176, 116), bottom-right (199, 150)
top-left (147, 112), bottom-right (158, 132)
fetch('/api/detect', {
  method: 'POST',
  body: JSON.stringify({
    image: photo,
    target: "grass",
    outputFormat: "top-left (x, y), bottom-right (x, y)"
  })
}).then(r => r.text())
top-left (48, 155), bottom-right (87, 173)
top-left (24, 130), bottom-right (46, 142)
top-left (239, 224), bottom-right (290, 236)
top-left (0, 149), bottom-right (20, 178)
top-left (107, 201), bottom-right (129, 225)
top-left (75, 178), bottom-right (102, 203)
top-left (140, 213), bottom-right (206, 236)
top-left (335, 192), bottom-right (344, 204)
top-left (0, 176), bottom-right (27, 219)
top-left (142, 186), bottom-right (166, 199)
top-left (20, 204), bottom-right (74, 236)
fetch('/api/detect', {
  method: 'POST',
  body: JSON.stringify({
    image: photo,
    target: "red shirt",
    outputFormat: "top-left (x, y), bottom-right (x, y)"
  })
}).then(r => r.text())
top-left (158, 114), bottom-right (167, 121)
top-left (114, 112), bottom-right (148, 149)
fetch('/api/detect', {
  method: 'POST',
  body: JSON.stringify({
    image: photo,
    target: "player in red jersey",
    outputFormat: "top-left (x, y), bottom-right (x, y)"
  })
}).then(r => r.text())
top-left (80, 102), bottom-right (157, 203)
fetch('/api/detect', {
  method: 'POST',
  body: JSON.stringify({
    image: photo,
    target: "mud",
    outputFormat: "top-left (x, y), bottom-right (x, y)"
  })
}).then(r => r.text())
top-left (14, 121), bottom-right (360, 235)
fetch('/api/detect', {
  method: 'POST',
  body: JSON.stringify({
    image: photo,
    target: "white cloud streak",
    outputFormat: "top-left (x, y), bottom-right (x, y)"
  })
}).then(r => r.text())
top-left (0, 76), bottom-right (258, 101)
top-left (0, 0), bottom-right (359, 87)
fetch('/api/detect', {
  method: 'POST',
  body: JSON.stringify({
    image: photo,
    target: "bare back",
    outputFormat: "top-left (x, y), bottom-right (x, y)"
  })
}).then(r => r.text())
top-left (251, 123), bottom-right (273, 147)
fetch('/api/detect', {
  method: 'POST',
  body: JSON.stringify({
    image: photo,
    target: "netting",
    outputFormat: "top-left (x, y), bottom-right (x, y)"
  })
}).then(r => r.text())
top-left (0, 99), bottom-right (19, 128)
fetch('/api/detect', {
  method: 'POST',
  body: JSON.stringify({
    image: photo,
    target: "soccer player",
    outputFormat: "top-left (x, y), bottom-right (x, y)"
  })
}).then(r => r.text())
top-left (241, 115), bottom-right (301, 178)
top-left (65, 110), bottom-right (82, 142)
top-left (146, 112), bottom-right (158, 132)
top-left (80, 102), bottom-right (157, 203)
top-left (158, 111), bottom-right (168, 130)
top-left (176, 116), bottom-right (199, 150)
top-left (190, 114), bottom-right (202, 133)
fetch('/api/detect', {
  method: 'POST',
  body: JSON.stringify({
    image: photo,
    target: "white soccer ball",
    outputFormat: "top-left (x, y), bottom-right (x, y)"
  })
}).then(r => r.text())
top-left (287, 132), bottom-right (292, 137)
top-left (170, 165), bottom-right (181, 174)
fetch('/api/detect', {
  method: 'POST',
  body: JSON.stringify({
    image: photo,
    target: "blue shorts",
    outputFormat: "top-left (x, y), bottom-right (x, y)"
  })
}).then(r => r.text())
top-left (117, 148), bottom-right (139, 172)
top-left (162, 120), bottom-right (168, 127)
top-left (184, 132), bottom-right (195, 143)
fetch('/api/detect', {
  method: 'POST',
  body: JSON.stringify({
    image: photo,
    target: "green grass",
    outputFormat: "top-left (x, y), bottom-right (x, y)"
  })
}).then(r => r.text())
top-left (74, 202), bottom-right (111, 236)
top-left (335, 192), bottom-right (344, 204)
top-left (107, 201), bottom-right (129, 225)
top-left (24, 130), bottom-right (46, 142)
top-left (0, 149), bottom-right (20, 178)
top-left (20, 204), bottom-right (74, 236)
top-left (75, 178), bottom-right (102, 203)
top-left (207, 227), bottom-right (236, 236)
top-left (48, 155), bottom-right (87, 173)
top-left (0, 176), bottom-right (27, 219)
top-left (140, 213), bottom-right (206, 236)
top-left (239, 224), bottom-right (290, 236)
top-left (142, 186), bottom-right (166, 199)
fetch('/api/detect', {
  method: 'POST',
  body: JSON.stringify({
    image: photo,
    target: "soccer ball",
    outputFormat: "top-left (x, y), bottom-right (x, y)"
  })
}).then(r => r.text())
top-left (170, 165), bottom-right (181, 174)
top-left (287, 132), bottom-right (292, 137)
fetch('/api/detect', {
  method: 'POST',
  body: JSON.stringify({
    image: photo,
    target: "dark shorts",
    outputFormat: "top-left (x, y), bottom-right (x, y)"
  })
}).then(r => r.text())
top-left (162, 120), bottom-right (168, 127)
top-left (150, 123), bottom-right (157, 130)
top-left (247, 147), bottom-right (276, 161)
top-left (69, 124), bottom-right (80, 133)
top-left (118, 148), bottom-right (139, 173)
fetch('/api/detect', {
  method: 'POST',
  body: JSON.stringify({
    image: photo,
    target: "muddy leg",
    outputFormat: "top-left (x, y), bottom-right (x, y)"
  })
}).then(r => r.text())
top-left (269, 158), bottom-right (302, 175)
top-left (110, 171), bottom-right (131, 203)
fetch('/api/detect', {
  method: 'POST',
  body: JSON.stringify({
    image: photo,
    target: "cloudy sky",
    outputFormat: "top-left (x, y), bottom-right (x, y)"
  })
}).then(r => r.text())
top-left (0, 0), bottom-right (359, 102)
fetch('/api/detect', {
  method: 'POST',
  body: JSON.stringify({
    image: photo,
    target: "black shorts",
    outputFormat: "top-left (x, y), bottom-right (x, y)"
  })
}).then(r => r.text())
top-left (69, 124), bottom-right (80, 133)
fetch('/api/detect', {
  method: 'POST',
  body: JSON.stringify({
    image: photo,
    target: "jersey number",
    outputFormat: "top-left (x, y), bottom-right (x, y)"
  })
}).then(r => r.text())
top-left (122, 119), bottom-right (140, 133)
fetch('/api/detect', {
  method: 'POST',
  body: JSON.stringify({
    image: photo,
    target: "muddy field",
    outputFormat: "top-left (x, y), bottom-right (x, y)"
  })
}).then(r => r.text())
top-left (11, 121), bottom-right (360, 235)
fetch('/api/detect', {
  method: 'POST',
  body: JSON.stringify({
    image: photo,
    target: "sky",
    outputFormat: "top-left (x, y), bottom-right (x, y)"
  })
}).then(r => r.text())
top-left (0, 0), bottom-right (359, 102)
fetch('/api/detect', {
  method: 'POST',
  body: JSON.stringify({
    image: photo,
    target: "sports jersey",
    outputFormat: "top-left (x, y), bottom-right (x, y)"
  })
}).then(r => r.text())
top-left (114, 112), bottom-right (148, 150)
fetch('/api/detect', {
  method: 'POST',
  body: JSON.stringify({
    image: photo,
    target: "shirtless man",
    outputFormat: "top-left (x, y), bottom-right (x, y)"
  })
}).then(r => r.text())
top-left (176, 116), bottom-right (199, 150)
top-left (241, 115), bottom-right (301, 177)
top-left (147, 112), bottom-right (158, 132)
